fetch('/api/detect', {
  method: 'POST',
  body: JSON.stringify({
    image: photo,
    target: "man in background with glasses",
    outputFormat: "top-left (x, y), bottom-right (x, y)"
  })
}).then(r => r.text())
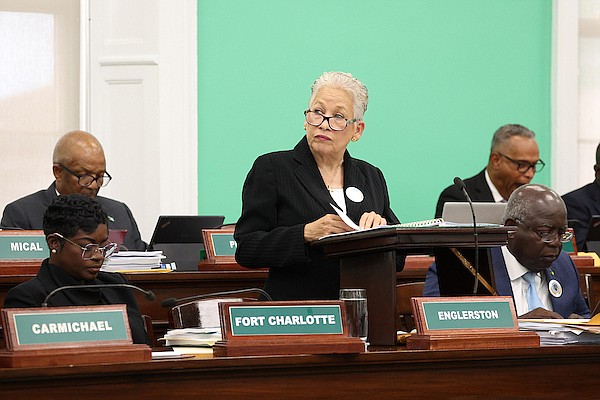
top-left (425, 184), bottom-right (590, 319)
top-left (434, 124), bottom-right (543, 218)
top-left (1, 130), bottom-right (146, 250)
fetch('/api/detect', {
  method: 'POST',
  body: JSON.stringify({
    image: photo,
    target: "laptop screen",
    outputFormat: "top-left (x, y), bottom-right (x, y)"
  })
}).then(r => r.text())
top-left (149, 215), bottom-right (225, 245)
top-left (441, 202), bottom-right (506, 225)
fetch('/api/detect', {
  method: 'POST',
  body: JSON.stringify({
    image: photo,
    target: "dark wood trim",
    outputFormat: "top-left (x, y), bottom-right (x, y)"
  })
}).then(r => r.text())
top-left (0, 346), bottom-right (598, 399)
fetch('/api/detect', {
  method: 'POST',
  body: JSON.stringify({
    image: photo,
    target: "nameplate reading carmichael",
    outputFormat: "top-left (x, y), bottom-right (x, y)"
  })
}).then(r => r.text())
top-left (412, 296), bottom-right (519, 335)
top-left (226, 303), bottom-right (344, 336)
top-left (0, 233), bottom-right (48, 260)
top-left (2, 305), bottom-right (132, 350)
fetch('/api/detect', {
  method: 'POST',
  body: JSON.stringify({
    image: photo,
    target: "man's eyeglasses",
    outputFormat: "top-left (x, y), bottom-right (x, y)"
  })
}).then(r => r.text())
top-left (498, 153), bottom-right (545, 173)
top-left (515, 219), bottom-right (573, 244)
top-left (59, 164), bottom-right (112, 187)
top-left (304, 110), bottom-right (357, 131)
top-left (52, 232), bottom-right (117, 260)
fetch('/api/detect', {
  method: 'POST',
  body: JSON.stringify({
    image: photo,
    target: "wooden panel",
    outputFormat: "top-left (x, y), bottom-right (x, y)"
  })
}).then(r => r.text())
top-left (1, 253), bottom-right (596, 349)
top-left (0, 346), bottom-right (598, 399)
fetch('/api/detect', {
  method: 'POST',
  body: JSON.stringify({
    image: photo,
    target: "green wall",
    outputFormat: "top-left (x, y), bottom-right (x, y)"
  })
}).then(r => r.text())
top-left (198, 0), bottom-right (552, 224)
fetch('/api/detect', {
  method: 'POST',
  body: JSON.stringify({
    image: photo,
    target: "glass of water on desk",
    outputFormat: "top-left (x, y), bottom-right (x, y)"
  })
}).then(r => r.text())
top-left (339, 288), bottom-right (368, 342)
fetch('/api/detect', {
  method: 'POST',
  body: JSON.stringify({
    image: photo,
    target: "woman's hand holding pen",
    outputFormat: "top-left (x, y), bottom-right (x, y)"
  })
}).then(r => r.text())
top-left (304, 211), bottom-right (387, 242)
top-left (304, 214), bottom-right (354, 242)
top-left (359, 211), bottom-right (387, 229)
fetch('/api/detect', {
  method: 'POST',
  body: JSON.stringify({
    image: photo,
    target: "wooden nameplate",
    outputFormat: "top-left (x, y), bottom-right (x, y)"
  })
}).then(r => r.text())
top-left (213, 301), bottom-right (366, 357)
top-left (0, 344), bottom-right (151, 368)
top-left (1, 305), bottom-right (151, 368)
top-left (406, 296), bottom-right (539, 350)
top-left (202, 229), bottom-right (236, 263)
top-left (213, 335), bottom-right (365, 357)
top-left (0, 230), bottom-right (46, 275)
top-left (407, 332), bottom-right (539, 351)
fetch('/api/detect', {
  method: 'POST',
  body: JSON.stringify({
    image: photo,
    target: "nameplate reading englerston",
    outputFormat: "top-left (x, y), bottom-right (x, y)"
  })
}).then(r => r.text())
top-left (407, 296), bottom-right (539, 350)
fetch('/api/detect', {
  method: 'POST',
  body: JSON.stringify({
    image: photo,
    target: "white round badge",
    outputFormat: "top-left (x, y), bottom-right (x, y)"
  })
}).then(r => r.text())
top-left (548, 279), bottom-right (563, 298)
top-left (345, 187), bottom-right (364, 203)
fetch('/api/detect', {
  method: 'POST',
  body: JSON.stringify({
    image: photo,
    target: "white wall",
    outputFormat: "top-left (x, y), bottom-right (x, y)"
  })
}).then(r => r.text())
top-left (85, 0), bottom-right (198, 242)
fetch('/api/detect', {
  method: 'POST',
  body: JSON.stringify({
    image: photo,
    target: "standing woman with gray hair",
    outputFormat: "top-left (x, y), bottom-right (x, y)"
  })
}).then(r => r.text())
top-left (235, 71), bottom-right (404, 301)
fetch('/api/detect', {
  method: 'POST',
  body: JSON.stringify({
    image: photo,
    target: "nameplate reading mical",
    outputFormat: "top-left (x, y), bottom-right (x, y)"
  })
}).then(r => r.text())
top-left (2, 305), bottom-right (132, 350)
top-left (228, 304), bottom-right (344, 336)
top-left (0, 234), bottom-right (47, 260)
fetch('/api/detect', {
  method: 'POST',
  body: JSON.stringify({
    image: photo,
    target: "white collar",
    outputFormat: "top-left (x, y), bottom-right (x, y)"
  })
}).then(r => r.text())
top-left (484, 169), bottom-right (506, 203)
top-left (502, 246), bottom-right (535, 281)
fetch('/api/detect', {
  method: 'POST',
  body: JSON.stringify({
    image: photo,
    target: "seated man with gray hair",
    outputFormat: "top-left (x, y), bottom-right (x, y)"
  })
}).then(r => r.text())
top-left (435, 124), bottom-right (543, 218)
top-left (424, 184), bottom-right (590, 319)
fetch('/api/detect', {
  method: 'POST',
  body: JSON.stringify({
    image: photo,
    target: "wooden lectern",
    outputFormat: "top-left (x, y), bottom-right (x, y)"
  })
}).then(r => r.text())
top-left (314, 226), bottom-right (513, 346)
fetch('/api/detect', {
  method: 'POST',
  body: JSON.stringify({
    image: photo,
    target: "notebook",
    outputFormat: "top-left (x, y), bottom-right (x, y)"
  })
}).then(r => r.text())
top-left (149, 215), bottom-right (225, 270)
top-left (441, 202), bottom-right (506, 225)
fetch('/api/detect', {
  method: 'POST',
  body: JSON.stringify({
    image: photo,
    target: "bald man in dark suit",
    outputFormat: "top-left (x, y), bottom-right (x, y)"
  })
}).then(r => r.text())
top-left (1, 131), bottom-right (146, 251)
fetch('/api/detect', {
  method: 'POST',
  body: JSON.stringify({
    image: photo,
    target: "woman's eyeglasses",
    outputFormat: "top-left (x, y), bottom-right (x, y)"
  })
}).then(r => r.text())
top-left (51, 232), bottom-right (117, 260)
top-left (304, 110), bottom-right (357, 131)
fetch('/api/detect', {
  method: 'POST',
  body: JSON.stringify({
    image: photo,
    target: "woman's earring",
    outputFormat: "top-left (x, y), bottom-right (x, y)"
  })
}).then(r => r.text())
top-left (51, 248), bottom-right (57, 254)
top-left (351, 137), bottom-right (357, 142)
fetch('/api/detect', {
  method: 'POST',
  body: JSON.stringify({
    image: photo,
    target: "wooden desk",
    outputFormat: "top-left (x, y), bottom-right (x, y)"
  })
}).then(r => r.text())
top-left (0, 258), bottom-right (430, 324)
top-left (0, 346), bottom-right (598, 399)
top-left (0, 255), bottom-right (595, 321)
top-left (1, 255), bottom-right (596, 346)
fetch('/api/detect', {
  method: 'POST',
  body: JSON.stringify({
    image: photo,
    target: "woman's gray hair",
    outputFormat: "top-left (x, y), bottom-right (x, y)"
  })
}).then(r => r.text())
top-left (309, 71), bottom-right (368, 121)
top-left (502, 184), bottom-right (563, 222)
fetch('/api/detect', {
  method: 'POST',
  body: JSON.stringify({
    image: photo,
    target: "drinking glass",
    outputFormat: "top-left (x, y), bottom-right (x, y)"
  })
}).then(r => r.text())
top-left (339, 288), bottom-right (368, 341)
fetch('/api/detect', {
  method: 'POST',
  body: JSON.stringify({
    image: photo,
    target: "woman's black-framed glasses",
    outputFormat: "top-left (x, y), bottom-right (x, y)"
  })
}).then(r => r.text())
top-left (304, 110), bottom-right (357, 131)
top-left (515, 219), bottom-right (572, 244)
top-left (52, 232), bottom-right (117, 260)
top-left (497, 153), bottom-right (545, 173)
top-left (59, 164), bottom-right (112, 187)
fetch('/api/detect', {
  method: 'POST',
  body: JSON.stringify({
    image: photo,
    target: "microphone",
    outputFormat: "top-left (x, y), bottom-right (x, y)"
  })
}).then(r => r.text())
top-left (161, 288), bottom-right (272, 308)
top-left (453, 177), bottom-right (480, 294)
top-left (42, 283), bottom-right (156, 307)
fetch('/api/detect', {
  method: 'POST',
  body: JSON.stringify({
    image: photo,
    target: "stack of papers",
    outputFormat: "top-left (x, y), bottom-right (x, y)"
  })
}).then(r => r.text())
top-left (519, 317), bottom-right (600, 345)
top-left (160, 327), bottom-right (222, 348)
top-left (101, 251), bottom-right (173, 273)
top-left (319, 203), bottom-right (501, 240)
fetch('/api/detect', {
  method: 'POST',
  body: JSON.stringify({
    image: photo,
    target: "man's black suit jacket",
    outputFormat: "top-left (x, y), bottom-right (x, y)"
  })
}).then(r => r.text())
top-left (435, 169), bottom-right (494, 218)
top-left (562, 181), bottom-right (600, 251)
top-left (234, 136), bottom-right (404, 300)
top-left (1, 182), bottom-right (146, 250)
